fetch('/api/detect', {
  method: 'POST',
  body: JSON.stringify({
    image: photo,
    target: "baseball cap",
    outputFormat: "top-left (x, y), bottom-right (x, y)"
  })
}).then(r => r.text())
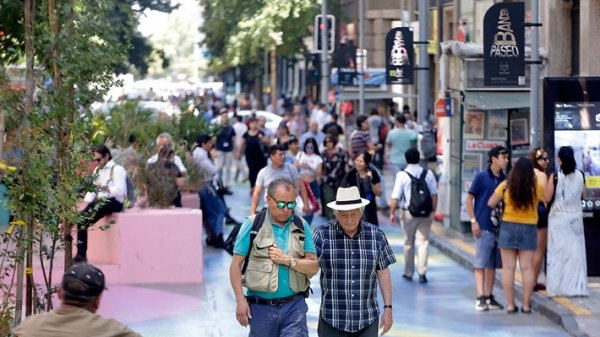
top-left (488, 146), bottom-right (508, 163)
top-left (219, 107), bottom-right (228, 114)
top-left (62, 263), bottom-right (106, 299)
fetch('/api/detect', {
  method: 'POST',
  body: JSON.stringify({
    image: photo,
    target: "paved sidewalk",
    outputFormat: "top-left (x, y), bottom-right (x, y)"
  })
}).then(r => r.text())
top-left (428, 224), bottom-right (600, 337)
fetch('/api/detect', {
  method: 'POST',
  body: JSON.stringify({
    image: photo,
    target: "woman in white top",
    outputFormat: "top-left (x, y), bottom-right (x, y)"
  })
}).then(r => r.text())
top-left (544, 146), bottom-right (588, 297)
top-left (294, 137), bottom-right (323, 225)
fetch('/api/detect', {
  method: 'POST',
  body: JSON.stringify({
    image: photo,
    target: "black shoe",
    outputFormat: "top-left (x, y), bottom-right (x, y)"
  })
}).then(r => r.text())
top-left (419, 275), bottom-right (428, 283)
top-left (222, 188), bottom-right (233, 195)
top-left (402, 274), bottom-right (413, 281)
top-left (521, 307), bottom-right (532, 314)
top-left (212, 233), bottom-right (225, 248)
top-left (206, 237), bottom-right (214, 247)
top-left (486, 294), bottom-right (504, 310)
top-left (73, 254), bottom-right (87, 264)
top-left (475, 296), bottom-right (489, 311)
top-left (507, 306), bottom-right (518, 314)
top-left (533, 283), bottom-right (546, 291)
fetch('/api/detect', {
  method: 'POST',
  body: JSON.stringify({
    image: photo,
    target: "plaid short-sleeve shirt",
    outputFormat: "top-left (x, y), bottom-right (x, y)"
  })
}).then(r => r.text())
top-left (313, 220), bottom-right (396, 332)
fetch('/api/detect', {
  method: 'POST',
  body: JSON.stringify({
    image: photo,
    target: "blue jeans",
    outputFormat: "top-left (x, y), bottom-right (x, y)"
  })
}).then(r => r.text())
top-left (248, 295), bottom-right (309, 337)
top-left (199, 184), bottom-right (225, 235)
top-left (390, 163), bottom-right (407, 180)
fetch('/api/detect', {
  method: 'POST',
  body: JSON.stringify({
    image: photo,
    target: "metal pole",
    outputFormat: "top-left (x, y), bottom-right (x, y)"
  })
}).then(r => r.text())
top-left (530, 0), bottom-right (540, 148)
top-left (418, 0), bottom-right (429, 127)
top-left (359, 0), bottom-right (365, 115)
top-left (321, 0), bottom-right (329, 104)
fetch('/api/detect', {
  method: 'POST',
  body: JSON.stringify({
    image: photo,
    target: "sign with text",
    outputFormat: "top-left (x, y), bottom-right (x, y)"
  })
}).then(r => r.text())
top-left (483, 2), bottom-right (525, 87)
top-left (385, 27), bottom-right (414, 85)
top-left (466, 140), bottom-right (506, 151)
top-left (435, 97), bottom-right (452, 117)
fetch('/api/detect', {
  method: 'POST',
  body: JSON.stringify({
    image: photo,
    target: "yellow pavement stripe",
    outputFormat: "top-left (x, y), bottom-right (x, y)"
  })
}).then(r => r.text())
top-left (431, 225), bottom-right (591, 316)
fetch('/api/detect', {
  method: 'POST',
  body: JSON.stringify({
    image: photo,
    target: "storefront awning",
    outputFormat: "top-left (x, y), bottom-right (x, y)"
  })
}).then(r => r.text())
top-left (338, 89), bottom-right (417, 101)
top-left (463, 91), bottom-right (530, 110)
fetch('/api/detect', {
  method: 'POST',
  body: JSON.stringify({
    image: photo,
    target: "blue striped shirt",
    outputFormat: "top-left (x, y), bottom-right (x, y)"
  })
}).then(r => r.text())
top-left (313, 220), bottom-right (396, 332)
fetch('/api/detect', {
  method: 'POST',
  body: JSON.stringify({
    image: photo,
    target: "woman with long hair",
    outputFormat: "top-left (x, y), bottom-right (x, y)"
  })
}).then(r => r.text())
top-left (544, 146), bottom-right (588, 297)
top-left (341, 151), bottom-right (382, 226)
top-left (528, 147), bottom-right (549, 291)
top-left (321, 135), bottom-right (349, 220)
top-left (276, 121), bottom-right (292, 150)
top-left (488, 157), bottom-right (544, 313)
top-left (236, 117), bottom-right (268, 195)
top-left (294, 137), bottom-right (323, 225)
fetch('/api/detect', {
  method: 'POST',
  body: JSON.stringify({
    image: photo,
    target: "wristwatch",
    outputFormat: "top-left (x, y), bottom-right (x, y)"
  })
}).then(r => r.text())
top-left (384, 305), bottom-right (393, 309)
top-left (290, 257), bottom-right (297, 269)
top-left (470, 218), bottom-right (477, 224)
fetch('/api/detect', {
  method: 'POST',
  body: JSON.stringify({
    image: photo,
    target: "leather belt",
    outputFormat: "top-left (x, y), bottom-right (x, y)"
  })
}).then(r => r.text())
top-left (245, 292), bottom-right (303, 306)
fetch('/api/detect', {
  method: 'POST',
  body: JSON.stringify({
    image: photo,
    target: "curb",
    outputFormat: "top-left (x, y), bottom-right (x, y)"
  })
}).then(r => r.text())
top-left (429, 230), bottom-right (589, 337)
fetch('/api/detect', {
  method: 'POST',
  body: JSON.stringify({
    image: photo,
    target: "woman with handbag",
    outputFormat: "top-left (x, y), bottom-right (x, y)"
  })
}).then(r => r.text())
top-left (294, 137), bottom-right (323, 225)
top-left (488, 157), bottom-right (545, 314)
top-left (341, 150), bottom-right (382, 226)
top-left (544, 146), bottom-right (588, 297)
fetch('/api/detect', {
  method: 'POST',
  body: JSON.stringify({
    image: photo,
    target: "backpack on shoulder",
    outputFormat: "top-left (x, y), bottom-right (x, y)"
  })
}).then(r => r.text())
top-left (110, 165), bottom-right (136, 210)
top-left (405, 170), bottom-right (433, 217)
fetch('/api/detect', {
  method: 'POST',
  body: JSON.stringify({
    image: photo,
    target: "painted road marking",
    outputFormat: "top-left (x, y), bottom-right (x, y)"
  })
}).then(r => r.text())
top-left (430, 226), bottom-right (591, 316)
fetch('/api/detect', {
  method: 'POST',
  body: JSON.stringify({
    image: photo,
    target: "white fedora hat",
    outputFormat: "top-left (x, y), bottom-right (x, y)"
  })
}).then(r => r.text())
top-left (327, 186), bottom-right (371, 211)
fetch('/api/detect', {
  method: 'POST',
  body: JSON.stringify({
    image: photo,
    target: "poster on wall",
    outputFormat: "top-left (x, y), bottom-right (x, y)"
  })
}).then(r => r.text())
top-left (462, 153), bottom-right (483, 180)
top-left (464, 112), bottom-right (485, 139)
top-left (510, 118), bottom-right (529, 145)
top-left (385, 27), bottom-right (415, 84)
top-left (488, 110), bottom-right (508, 140)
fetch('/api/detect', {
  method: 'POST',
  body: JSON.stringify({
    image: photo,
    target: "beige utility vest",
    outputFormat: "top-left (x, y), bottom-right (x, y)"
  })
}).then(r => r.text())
top-left (242, 213), bottom-right (311, 294)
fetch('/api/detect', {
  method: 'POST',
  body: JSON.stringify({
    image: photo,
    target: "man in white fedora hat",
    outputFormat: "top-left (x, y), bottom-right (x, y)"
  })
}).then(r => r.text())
top-left (313, 186), bottom-right (396, 337)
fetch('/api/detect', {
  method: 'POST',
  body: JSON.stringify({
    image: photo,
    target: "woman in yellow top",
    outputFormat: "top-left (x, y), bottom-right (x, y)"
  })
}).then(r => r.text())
top-left (488, 157), bottom-right (545, 314)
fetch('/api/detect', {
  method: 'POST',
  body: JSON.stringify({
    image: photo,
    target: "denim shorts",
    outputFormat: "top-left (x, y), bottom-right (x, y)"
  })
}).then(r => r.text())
top-left (474, 230), bottom-right (502, 269)
top-left (497, 221), bottom-right (538, 251)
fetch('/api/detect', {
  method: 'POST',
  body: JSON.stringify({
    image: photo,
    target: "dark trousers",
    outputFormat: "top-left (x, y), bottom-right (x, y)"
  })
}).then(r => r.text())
top-left (246, 155), bottom-right (267, 188)
top-left (318, 315), bottom-right (379, 337)
top-left (373, 145), bottom-right (384, 170)
top-left (76, 198), bottom-right (123, 258)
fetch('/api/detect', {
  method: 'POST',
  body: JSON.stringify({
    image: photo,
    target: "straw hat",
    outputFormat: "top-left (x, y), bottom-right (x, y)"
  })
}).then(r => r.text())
top-left (327, 186), bottom-right (371, 211)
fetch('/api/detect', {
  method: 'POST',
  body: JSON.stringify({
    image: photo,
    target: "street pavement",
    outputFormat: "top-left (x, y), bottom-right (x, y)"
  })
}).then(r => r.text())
top-left (94, 170), bottom-right (570, 337)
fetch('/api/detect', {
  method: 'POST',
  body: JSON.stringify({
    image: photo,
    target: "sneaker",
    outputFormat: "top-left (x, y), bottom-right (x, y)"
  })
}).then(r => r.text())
top-left (402, 274), bottom-right (413, 281)
top-left (486, 294), bottom-right (504, 310)
top-left (419, 274), bottom-right (428, 283)
top-left (475, 296), bottom-right (489, 311)
top-left (533, 283), bottom-right (546, 291)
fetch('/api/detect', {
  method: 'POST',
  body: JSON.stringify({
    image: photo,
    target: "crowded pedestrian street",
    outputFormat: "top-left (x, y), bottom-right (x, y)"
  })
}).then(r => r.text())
top-left (83, 174), bottom-right (571, 337)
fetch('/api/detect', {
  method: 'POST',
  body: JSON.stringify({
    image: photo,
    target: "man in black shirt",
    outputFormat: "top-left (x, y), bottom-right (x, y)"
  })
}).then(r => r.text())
top-left (321, 112), bottom-right (344, 136)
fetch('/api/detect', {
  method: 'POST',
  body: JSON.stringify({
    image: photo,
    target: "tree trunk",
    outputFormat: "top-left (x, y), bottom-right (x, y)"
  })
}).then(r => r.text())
top-left (254, 76), bottom-right (263, 110)
top-left (270, 44), bottom-right (277, 114)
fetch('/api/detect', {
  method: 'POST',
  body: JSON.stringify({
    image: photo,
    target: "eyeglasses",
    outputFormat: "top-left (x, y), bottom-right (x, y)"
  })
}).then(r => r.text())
top-left (268, 195), bottom-right (297, 210)
top-left (305, 146), bottom-right (314, 151)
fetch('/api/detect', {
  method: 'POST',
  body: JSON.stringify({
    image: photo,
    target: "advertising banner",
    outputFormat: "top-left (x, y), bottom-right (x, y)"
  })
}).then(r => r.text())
top-left (337, 45), bottom-right (357, 86)
top-left (483, 2), bottom-right (525, 87)
top-left (385, 27), bottom-right (414, 85)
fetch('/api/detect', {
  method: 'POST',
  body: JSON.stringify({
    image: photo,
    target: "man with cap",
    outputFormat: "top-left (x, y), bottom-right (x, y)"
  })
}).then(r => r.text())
top-left (14, 264), bottom-right (141, 337)
top-left (313, 186), bottom-right (396, 337)
top-left (230, 177), bottom-right (319, 336)
top-left (465, 146), bottom-right (508, 311)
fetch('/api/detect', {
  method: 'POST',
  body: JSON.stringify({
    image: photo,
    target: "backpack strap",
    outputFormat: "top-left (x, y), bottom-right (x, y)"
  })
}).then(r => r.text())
top-left (292, 215), bottom-right (304, 230)
top-left (419, 169), bottom-right (428, 181)
top-left (242, 209), bottom-right (267, 275)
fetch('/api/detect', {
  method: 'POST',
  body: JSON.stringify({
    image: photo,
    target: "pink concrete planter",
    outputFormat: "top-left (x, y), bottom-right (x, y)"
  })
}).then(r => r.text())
top-left (86, 207), bottom-right (203, 284)
top-left (180, 192), bottom-right (200, 209)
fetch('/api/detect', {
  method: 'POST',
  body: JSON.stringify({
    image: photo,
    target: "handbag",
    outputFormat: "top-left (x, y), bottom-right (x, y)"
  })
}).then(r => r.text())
top-left (490, 182), bottom-right (508, 233)
top-left (303, 180), bottom-right (321, 213)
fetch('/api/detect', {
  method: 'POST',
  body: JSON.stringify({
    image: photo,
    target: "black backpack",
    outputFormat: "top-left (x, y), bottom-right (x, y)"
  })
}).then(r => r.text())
top-left (405, 170), bottom-right (433, 217)
top-left (224, 210), bottom-right (304, 275)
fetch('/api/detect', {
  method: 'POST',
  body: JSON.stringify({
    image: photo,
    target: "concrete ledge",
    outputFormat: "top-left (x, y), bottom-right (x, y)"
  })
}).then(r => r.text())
top-left (429, 229), bottom-right (589, 337)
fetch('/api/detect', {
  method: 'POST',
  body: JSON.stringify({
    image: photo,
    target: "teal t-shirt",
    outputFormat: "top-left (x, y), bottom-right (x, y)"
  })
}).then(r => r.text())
top-left (233, 209), bottom-right (317, 299)
top-left (386, 128), bottom-right (416, 165)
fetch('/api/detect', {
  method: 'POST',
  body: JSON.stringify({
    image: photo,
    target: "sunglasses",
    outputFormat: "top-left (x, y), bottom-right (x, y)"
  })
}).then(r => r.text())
top-left (541, 157), bottom-right (550, 162)
top-left (305, 146), bottom-right (314, 151)
top-left (268, 195), bottom-right (297, 210)
top-left (92, 157), bottom-right (102, 163)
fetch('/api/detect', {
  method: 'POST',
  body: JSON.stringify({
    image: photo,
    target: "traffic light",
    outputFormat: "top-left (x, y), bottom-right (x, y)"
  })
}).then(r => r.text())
top-left (314, 15), bottom-right (335, 53)
top-left (306, 53), bottom-right (321, 86)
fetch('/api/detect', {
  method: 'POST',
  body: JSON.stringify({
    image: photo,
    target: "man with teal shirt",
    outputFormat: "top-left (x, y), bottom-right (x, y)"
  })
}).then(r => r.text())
top-left (230, 177), bottom-right (319, 337)
top-left (386, 114), bottom-right (417, 178)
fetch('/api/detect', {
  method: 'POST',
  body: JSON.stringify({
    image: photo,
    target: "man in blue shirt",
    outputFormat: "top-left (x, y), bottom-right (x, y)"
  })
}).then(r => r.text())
top-left (466, 146), bottom-right (509, 311)
top-left (230, 177), bottom-right (318, 336)
top-left (215, 108), bottom-right (236, 194)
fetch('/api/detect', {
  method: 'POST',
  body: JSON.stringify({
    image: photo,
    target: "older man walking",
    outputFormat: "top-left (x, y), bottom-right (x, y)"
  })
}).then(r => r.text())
top-left (313, 186), bottom-right (396, 336)
top-left (230, 177), bottom-right (319, 336)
